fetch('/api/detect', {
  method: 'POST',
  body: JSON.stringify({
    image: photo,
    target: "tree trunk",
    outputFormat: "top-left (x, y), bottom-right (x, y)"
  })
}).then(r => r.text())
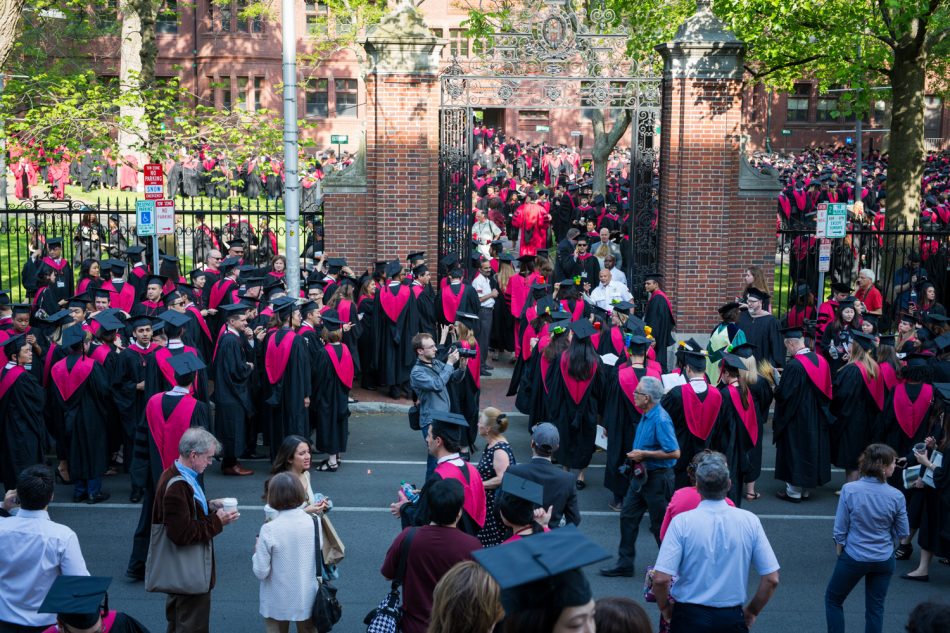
top-left (0, 0), bottom-right (25, 71)
top-left (886, 43), bottom-right (926, 231)
top-left (118, 0), bottom-right (148, 156)
top-left (587, 108), bottom-right (632, 195)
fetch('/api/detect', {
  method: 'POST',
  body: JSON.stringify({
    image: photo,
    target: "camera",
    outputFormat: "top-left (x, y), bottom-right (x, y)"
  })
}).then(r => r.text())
top-left (457, 347), bottom-right (478, 359)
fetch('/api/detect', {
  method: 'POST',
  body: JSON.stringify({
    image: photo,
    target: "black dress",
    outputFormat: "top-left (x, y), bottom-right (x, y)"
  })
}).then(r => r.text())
top-left (830, 363), bottom-right (883, 471)
top-left (313, 342), bottom-right (352, 456)
top-left (0, 365), bottom-right (46, 490)
top-left (546, 352), bottom-right (603, 470)
top-left (476, 441), bottom-right (516, 547)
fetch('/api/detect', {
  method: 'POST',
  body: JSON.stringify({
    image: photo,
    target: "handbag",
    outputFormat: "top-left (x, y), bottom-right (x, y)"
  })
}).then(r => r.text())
top-left (408, 403), bottom-right (421, 431)
top-left (145, 476), bottom-right (214, 595)
top-left (321, 514), bottom-right (346, 566)
top-left (364, 527), bottom-right (417, 633)
top-left (311, 517), bottom-right (343, 632)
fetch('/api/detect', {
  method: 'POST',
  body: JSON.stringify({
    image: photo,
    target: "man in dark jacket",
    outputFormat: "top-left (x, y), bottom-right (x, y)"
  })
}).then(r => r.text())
top-left (504, 423), bottom-right (581, 528)
top-left (151, 428), bottom-right (239, 633)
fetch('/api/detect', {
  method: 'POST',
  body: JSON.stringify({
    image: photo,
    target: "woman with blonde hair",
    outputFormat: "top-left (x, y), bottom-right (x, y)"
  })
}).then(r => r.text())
top-left (475, 407), bottom-right (516, 546)
top-left (491, 254), bottom-right (517, 362)
top-left (830, 332), bottom-right (884, 483)
top-left (427, 561), bottom-right (503, 633)
top-left (729, 343), bottom-right (776, 502)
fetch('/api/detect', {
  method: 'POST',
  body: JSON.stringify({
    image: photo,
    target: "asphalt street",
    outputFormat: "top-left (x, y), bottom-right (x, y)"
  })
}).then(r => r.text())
top-left (40, 412), bottom-right (948, 633)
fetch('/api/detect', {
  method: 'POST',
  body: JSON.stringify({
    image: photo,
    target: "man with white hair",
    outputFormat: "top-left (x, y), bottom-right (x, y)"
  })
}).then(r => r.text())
top-left (652, 452), bottom-right (780, 631)
top-left (855, 268), bottom-right (883, 316)
top-left (601, 376), bottom-right (680, 577)
top-left (588, 267), bottom-right (632, 310)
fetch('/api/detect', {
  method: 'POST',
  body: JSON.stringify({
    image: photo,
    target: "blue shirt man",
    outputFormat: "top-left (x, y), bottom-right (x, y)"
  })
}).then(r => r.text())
top-left (601, 375), bottom-right (680, 577)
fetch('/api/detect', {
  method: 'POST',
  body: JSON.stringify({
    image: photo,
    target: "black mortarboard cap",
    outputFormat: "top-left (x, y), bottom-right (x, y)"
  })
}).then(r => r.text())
top-left (837, 295), bottom-right (857, 308)
top-left (38, 575), bottom-right (111, 630)
top-left (228, 237), bottom-right (246, 248)
top-left (125, 245), bottom-right (145, 256)
top-left (470, 252), bottom-right (484, 263)
top-left (47, 237), bottom-right (64, 248)
top-left (385, 261), bottom-right (403, 278)
top-left (729, 342), bottom-right (757, 359)
top-left (628, 333), bottom-right (651, 347)
top-left (159, 310), bottom-right (190, 329)
top-left (406, 251), bottom-right (425, 263)
top-left (830, 281), bottom-right (851, 295)
top-left (189, 268), bottom-right (208, 280)
top-left (455, 311), bottom-right (479, 329)
top-left (568, 318), bottom-right (597, 340)
top-left (534, 297), bottom-right (556, 315)
top-left (905, 352), bottom-right (933, 368)
top-left (67, 293), bottom-right (91, 308)
top-left (273, 295), bottom-right (297, 317)
top-left (684, 349), bottom-right (708, 371)
top-left (517, 254), bottom-right (535, 264)
top-left (795, 283), bottom-right (812, 298)
top-left (448, 267), bottom-right (465, 280)
top-left (236, 264), bottom-right (257, 274)
top-left (721, 351), bottom-right (746, 372)
top-left (899, 311), bottom-right (920, 325)
top-left (430, 410), bottom-right (470, 429)
top-left (219, 303), bottom-right (251, 316)
top-left (299, 300), bottom-right (319, 317)
top-left (0, 289), bottom-right (12, 306)
top-left (934, 383), bottom-right (950, 404)
top-left (611, 300), bottom-right (635, 314)
top-left (780, 326), bottom-right (804, 339)
top-left (41, 308), bottom-right (71, 324)
top-left (877, 333), bottom-right (897, 347)
top-left (242, 277), bottom-right (266, 289)
top-left (500, 473), bottom-right (544, 507)
top-left (936, 332), bottom-right (950, 352)
top-left (220, 257), bottom-right (241, 273)
top-left (167, 352), bottom-right (206, 376)
top-left (321, 310), bottom-right (343, 331)
top-left (643, 271), bottom-right (663, 282)
top-left (550, 310), bottom-right (572, 323)
top-left (718, 301), bottom-right (741, 315)
top-left (61, 324), bottom-right (86, 348)
top-left (624, 315), bottom-right (647, 335)
top-left (92, 312), bottom-right (124, 332)
top-left (439, 253), bottom-right (459, 269)
top-left (160, 254), bottom-right (179, 263)
top-left (927, 312), bottom-right (950, 324)
top-left (412, 264), bottom-right (428, 277)
top-left (146, 274), bottom-right (168, 288)
top-left (473, 525), bottom-right (608, 612)
top-left (128, 314), bottom-right (157, 330)
top-left (499, 252), bottom-right (514, 263)
top-left (851, 330), bottom-right (877, 351)
top-left (746, 288), bottom-right (769, 302)
top-left (3, 333), bottom-right (26, 356)
top-left (530, 280), bottom-right (549, 291)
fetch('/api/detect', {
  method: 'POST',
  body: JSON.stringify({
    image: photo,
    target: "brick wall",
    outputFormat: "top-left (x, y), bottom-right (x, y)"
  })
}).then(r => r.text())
top-left (658, 76), bottom-right (775, 333)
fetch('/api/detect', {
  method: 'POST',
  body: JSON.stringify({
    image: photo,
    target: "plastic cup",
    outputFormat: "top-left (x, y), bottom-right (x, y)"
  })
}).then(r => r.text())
top-left (913, 443), bottom-right (927, 454)
top-left (221, 497), bottom-right (238, 513)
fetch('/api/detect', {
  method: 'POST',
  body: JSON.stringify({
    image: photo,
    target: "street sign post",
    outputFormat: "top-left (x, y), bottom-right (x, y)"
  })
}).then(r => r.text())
top-left (156, 199), bottom-right (175, 235)
top-left (818, 239), bottom-right (832, 273)
top-left (535, 125), bottom-right (550, 133)
top-left (330, 134), bottom-right (348, 158)
top-left (816, 202), bottom-right (828, 238)
top-left (825, 202), bottom-right (848, 238)
top-left (143, 163), bottom-right (163, 200)
top-left (570, 130), bottom-right (581, 137)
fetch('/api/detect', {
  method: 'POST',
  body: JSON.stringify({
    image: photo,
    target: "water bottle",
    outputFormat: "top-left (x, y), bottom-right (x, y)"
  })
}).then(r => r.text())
top-left (910, 287), bottom-right (918, 307)
top-left (400, 481), bottom-right (419, 503)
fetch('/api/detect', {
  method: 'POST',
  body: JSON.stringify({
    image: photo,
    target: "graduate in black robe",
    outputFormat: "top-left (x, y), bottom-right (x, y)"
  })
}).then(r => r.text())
top-left (126, 352), bottom-right (211, 580)
top-left (661, 350), bottom-right (721, 489)
top-left (312, 311), bottom-right (353, 470)
top-left (509, 298), bottom-right (554, 401)
top-left (642, 272), bottom-right (675, 372)
top-left (40, 237), bottom-right (74, 305)
top-left (113, 315), bottom-right (162, 501)
top-left (447, 312), bottom-right (482, 457)
top-left (729, 342), bottom-right (775, 500)
top-left (87, 312), bottom-right (126, 470)
top-left (411, 265), bottom-right (437, 339)
top-left (375, 263), bottom-right (419, 399)
top-left (437, 268), bottom-right (480, 329)
top-left (737, 288), bottom-right (785, 368)
top-left (830, 334), bottom-right (885, 478)
top-left (148, 311), bottom-right (210, 403)
top-left (878, 355), bottom-right (937, 487)
top-left (604, 337), bottom-right (661, 504)
top-left (546, 319), bottom-right (604, 477)
top-left (0, 334), bottom-right (46, 491)
top-left (710, 354), bottom-right (759, 506)
top-left (773, 328), bottom-right (833, 501)
top-left (263, 297), bottom-right (311, 459)
top-left (210, 303), bottom-right (256, 474)
top-left (48, 325), bottom-right (111, 503)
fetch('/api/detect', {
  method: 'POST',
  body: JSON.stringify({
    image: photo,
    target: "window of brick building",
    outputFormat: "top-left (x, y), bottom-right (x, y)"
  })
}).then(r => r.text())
top-left (254, 77), bottom-right (264, 111)
top-left (306, 79), bottom-right (329, 117)
top-left (237, 76), bottom-right (249, 112)
top-left (305, 0), bottom-right (328, 36)
top-left (449, 28), bottom-right (469, 57)
top-left (335, 79), bottom-right (358, 117)
top-left (156, 0), bottom-right (178, 33)
top-left (518, 110), bottom-right (549, 127)
top-left (786, 83), bottom-right (811, 122)
top-left (816, 96), bottom-right (838, 122)
top-left (236, 0), bottom-right (263, 32)
top-left (925, 96), bottom-right (943, 138)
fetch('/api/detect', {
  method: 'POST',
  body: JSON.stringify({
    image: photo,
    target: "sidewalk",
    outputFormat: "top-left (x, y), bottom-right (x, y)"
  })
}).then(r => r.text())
top-left (350, 360), bottom-right (518, 415)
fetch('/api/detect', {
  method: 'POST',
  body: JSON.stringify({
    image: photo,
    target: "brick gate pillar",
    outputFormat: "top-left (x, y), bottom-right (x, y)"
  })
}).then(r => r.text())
top-left (655, 2), bottom-right (780, 336)
top-left (322, 5), bottom-right (444, 272)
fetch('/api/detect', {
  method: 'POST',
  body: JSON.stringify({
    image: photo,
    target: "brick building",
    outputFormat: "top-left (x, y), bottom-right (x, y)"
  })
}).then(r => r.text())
top-left (90, 0), bottom-right (949, 155)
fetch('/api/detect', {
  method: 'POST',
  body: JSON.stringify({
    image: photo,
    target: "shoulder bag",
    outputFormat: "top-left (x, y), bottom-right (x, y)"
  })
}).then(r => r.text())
top-left (321, 514), bottom-right (346, 566)
top-left (311, 516), bottom-right (343, 632)
top-left (364, 527), bottom-right (417, 633)
top-left (144, 476), bottom-right (214, 595)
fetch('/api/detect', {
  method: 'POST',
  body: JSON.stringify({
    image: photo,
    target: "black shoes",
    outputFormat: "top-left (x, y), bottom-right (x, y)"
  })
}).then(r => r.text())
top-left (86, 491), bottom-right (111, 505)
top-left (125, 563), bottom-right (145, 582)
top-left (895, 543), bottom-right (913, 560)
top-left (72, 493), bottom-right (89, 503)
top-left (599, 566), bottom-right (634, 578)
top-left (775, 491), bottom-right (801, 504)
top-left (129, 487), bottom-right (144, 504)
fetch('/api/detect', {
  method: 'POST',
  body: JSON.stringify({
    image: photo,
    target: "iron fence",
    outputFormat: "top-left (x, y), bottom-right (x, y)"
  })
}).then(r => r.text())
top-left (774, 225), bottom-right (949, 332)
top-left (0, 195), bottom-right (324, 301)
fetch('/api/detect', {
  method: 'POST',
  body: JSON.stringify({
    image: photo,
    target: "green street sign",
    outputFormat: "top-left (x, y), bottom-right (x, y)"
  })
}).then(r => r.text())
top-left (330, 134), bottom-right (349, 144)
top-left (535, 125), bottom-right (550, 132)
top-left (781, 129), bottom-right (792, 136)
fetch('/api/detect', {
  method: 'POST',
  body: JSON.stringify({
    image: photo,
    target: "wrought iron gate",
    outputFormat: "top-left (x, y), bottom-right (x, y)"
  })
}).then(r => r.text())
top-left (437, 0), bottom-right (661, 304)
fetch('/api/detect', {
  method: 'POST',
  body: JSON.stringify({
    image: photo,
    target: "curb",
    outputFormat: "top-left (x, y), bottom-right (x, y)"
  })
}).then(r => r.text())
top-left (351, 401), bottom-right (412, 414)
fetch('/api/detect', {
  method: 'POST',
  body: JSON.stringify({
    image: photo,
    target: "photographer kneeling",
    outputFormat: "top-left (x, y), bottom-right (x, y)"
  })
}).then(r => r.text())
top-left (409, 333), bottom-right (468, 478)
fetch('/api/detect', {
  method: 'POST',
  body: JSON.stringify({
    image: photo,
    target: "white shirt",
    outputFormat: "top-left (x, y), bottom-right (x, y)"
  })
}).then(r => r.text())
top-left (654, 500), bottom-right (779, 607)
top-left (606, 267), bottom-right (627, 286)
top-left (0, 509), bottom-right (89, 626)
top-left (472, 220), bottom-right (501, 257)
top-left (472, 273), bottom-right (495, 309)
top-left (588, 281), bottom-right (632, 310)
top-left (252, 507), bottom-right (319, 622)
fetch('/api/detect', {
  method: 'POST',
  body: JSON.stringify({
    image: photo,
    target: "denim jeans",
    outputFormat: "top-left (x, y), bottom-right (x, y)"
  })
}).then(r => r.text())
top-left (825, 550), bottom-right (894, 633)
top-left (74, 477), bottom-right (101, 498)
top-left (422, 426), bottom-right (436, 480)
top-left (669, 603), bottom-right (747, 633)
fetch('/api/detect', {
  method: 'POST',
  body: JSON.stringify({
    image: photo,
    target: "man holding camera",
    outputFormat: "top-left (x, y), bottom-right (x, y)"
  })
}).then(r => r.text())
top-left (409, 333), bottom-right (469, 478)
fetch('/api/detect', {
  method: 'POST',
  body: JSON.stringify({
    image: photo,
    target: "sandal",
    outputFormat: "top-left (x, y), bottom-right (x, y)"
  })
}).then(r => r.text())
top-left (745, 492), bottom-right (761, 501)
top-left (316, 459), bottom-right (339, 473)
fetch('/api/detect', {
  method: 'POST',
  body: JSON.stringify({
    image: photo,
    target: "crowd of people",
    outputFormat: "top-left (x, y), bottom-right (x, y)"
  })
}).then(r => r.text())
top-left (2, 140), bottom-right (950, 633)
